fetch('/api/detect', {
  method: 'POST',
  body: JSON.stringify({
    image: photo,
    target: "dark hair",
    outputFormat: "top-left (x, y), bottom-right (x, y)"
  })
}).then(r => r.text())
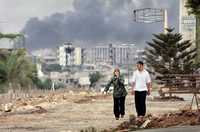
top-left (137, 61), bottom-right (144, 65)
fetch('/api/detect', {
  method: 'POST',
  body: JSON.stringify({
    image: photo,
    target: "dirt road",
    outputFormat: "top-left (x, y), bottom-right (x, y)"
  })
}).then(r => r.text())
top-left (0, 92), bottom-right (191, 132)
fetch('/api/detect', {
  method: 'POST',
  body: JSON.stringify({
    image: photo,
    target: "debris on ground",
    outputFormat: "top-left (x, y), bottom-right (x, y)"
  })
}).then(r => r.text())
top-left (74, 95), bottom-right (109, 104)
top-left (0, 90), bottom-right (196, 131)
top-left (140, 119), bottom-right (151, 128)
top-left (80, 126), bottom-right (98, 132)
top-left (103, 109), bottom-right (200, 132)
top-left (153, 96), bottom-right (184, 101)
top-left (2, 103), bottom-right (13, 112)
top-left (30, 106), bottom-right (47, 114)
top-left (0, 91), bottom-right (105, 116)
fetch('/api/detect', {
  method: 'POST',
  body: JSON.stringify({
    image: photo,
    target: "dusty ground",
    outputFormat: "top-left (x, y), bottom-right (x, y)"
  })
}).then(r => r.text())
top-left (0, 91), bottom-right (195, 132)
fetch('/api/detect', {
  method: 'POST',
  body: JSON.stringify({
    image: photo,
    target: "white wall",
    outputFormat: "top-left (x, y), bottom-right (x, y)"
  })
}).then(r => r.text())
top-left (74, 47), bottom-right (82, 65)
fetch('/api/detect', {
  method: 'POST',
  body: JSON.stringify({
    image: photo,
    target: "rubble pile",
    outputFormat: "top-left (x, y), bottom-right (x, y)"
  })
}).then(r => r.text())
top-left (147, 109), bottom-right (200, 128)
top-left (103, 110), bottom-right (200, 132)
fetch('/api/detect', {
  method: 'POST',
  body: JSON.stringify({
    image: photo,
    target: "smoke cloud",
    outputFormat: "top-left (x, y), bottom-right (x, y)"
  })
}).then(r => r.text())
top-left (22, 0), bottom-right (179, 50)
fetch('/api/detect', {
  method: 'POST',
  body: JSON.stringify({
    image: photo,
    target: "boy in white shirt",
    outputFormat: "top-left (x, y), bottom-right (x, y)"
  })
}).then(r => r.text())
top-left (131, 61), bottom-right (151, 118)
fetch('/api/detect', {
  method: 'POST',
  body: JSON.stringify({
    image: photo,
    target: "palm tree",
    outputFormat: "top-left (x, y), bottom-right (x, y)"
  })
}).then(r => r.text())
top-left (185, 0), bottom-right (200, 63)
top-left (0, 49), bottom-right (37, 92)
top-left (0, 33), bottom-right (22, 40)
top-left (0, 33), bottom-right (25, 49)
top-left (0, 32), bottom-right (35, 93)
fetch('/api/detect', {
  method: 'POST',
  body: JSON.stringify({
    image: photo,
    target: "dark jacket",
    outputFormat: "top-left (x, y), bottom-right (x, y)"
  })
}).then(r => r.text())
top-left (104, 75), bottom-right (127, 98)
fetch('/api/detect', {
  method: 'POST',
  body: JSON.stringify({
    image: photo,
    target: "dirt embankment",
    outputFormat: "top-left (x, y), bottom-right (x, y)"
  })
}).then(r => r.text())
top-left (102, 109), bottom-right (200, 132)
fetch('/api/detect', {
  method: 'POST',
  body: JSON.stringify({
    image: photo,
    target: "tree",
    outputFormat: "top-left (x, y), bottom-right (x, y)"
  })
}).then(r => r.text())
top-left (0, 49), bottom-right (37, 92)
top-left (0, 32), bottom-right (25, 48)
top-left (0, 33), bottom-right (22, 40)
top-left (89, 72), bottom-right (102, 87)
top-left (145, 28), bottom-right (196, 79)
top-left (34, 78), bottom-right (52, 90)
top-left (185, 0), bottom-right (200, 63)
top-left (185, 0), bottom-right (200, 16)
top-left (0, 32), bottom-right (34, 92)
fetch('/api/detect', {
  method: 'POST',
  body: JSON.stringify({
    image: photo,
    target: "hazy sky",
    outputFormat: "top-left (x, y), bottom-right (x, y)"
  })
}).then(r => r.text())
top-left (0, 0), bottom-right (74, 32)
top-left (0, 0), bottom-right (180, 50)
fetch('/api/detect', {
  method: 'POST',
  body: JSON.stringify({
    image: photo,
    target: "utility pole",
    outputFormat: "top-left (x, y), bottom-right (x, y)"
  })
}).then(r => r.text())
top-left (163, 9), bottom-right (168, 33)
top-left (126, 49), bottom-right (130, 86)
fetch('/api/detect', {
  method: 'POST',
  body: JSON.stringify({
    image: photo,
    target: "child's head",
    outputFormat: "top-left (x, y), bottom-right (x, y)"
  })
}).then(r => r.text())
top-left (113, 68), bottom-right (120, 76)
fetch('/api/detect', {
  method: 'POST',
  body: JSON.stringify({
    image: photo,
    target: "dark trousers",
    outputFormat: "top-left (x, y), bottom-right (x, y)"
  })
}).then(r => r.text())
top-left (113, 96), bottom-right (126, 118)
top-left (134, 91), bottom-right (147, 116)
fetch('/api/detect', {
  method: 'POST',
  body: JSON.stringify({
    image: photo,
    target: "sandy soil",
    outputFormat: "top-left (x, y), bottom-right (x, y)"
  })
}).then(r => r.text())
top-left (0, 91), bottom-right (193, 132)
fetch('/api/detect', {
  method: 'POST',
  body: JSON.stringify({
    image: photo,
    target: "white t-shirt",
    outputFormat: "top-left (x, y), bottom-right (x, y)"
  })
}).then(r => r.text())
top-left (131, 69), bottom-right (151, 91)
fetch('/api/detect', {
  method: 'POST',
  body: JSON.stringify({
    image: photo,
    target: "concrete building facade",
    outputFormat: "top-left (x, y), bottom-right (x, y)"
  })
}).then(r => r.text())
top-left (58, 42), bottom-right (82, 66)
top-left (91, 44), bottom-right (137, 65)
top-left (179, 0), bottom-right (196, 45)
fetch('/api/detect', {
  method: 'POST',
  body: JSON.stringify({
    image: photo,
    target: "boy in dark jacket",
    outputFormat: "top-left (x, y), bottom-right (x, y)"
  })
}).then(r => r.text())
top-left (104, 68), bottom-right (127, 120)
